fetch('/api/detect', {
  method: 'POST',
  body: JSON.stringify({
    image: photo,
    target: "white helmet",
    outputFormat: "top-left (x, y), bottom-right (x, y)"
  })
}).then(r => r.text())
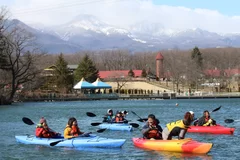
top-left (189, 111), bottom-right (194, 115)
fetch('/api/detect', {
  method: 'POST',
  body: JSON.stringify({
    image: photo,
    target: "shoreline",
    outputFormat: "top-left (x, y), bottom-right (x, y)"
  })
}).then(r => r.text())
top-left (19, 94), bottom-right (240, 102)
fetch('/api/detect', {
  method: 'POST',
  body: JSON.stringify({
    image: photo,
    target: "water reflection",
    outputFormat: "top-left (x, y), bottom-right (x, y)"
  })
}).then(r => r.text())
top-left (154, 151), bottom-right (212, 160)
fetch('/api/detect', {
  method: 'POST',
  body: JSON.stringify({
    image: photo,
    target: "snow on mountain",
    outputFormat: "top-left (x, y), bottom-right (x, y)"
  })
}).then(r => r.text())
top-left (16, 14), bottom-right (240, 53)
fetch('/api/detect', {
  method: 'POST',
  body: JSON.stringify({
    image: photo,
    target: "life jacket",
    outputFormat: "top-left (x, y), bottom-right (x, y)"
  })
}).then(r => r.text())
top-left (146, 129), bottom-right (161, 139)
top-left (71, 125), bottom-right (83, 136)
top-left (35, 123), bottom-right (55, 138)
top-left (115, 116), bottom-right (123, 123)
top-left (166, 120), bottom-right (188, 132)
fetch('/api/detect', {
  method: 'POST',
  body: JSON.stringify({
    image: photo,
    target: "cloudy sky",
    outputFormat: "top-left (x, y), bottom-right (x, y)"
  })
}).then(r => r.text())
top-left (1, 0), bottom-right (240, 33)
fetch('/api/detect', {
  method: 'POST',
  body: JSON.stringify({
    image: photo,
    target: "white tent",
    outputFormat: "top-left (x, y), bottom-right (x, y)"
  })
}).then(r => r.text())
top-left (73, 78), bottom-right (96, 89)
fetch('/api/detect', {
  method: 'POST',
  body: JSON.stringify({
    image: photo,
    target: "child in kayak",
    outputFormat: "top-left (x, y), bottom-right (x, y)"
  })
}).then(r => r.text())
top-left (162, 112), bottom-right (193, 140)
top-left (35, 117), bottom-right (60, 138)
top-left (142, 114), bottom-right (163, 140)
top-left (197, 110), bottom-right (216, 126)
top-left (64, 117), bottom-right (89, 139)
top-left (103, 109), bottom-right (114, 123)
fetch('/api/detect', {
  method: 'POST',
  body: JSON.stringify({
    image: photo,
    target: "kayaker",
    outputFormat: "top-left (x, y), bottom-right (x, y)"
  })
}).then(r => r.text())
top-left (35, 117), bottom-right (60, 138)
top-left (64, 117), bottom-right (87, 139)
top-left (162, 112), bottom-right (193, 140)
top-left (142, 114), bottom-right (163, 140)
top-left (115, 111), bottom-right (124, 123)
top-left (189, 111), bottom-right (199, 126)
top-left (103, 109), bottom-right (114, 123)
top-left (197, 110), bottom-right (216, 126)
top-left (121, 110), bottom-right (129, 123)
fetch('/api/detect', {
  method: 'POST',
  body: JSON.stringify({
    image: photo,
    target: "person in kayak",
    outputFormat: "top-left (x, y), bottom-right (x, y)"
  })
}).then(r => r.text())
top-left (162, 112), bottom-right (193, 140)
top-left (103, 109), bottom-right (114, 123)
top-left (114, 111), bottom-right (124, 123)
top-left (197, 110), bottom-right (216, 126)
top-left (64, 117), bottom-right (87, 139)
top-left (35, 117), bottom-right (60, 138)
top-left (142, 114), bottom-right (163, 140)
top-left (189, 111), bottom-right (199, 126)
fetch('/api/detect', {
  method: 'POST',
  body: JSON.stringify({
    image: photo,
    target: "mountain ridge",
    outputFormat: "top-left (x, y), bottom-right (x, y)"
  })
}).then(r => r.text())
top-left (8, 14), bottom-right (240, 53)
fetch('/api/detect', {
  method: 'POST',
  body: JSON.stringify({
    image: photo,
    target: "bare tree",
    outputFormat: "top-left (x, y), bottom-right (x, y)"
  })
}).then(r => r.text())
top-left (0, 9), bottom-right (44, 103)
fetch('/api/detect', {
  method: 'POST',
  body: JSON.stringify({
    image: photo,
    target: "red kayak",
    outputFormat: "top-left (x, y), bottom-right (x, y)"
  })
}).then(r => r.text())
top-left (188, 125), bottom-right (235, 134)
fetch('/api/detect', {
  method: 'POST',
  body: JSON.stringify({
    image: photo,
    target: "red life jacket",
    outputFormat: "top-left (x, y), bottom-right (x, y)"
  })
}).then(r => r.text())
top-left (35, 126), bottom-right (55, 138)
top-left (71, 126), bottom-right (83, 136)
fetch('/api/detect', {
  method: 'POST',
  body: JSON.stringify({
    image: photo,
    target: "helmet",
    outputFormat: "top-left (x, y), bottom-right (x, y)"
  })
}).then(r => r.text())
top-left (107, 109), bottom-right (113, 113)
top-left (189, 111), bottom-right (194, 115)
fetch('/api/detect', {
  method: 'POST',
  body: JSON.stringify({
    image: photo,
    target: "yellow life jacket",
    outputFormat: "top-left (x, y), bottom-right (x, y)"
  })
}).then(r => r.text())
top-left (166, 120), bottom-right (188, 132)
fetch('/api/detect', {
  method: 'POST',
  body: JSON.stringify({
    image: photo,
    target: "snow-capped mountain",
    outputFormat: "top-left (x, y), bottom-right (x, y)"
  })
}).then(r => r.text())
top-left (8, 14), bottom-right (240, 53)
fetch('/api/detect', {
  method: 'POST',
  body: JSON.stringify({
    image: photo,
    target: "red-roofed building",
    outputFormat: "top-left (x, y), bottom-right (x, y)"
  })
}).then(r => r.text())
top-left (99, 70), bottom-right (142, 79)
top-left (204, 68), bottom-right (240, 77)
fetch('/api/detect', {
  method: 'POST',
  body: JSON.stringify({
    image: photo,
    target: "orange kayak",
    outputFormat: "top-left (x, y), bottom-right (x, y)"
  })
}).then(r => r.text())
top-left (132, 138), bottom-right (212, 154)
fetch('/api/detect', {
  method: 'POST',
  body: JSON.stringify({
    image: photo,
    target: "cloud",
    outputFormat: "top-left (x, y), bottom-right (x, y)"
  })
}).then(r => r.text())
top-left (5, 0), bottom-right (240, 33)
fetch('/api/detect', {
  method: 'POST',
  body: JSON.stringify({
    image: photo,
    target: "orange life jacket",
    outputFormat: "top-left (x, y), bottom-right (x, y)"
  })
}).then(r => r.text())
top-left (115, 116), bottom-right (123, 123)
top-left (147, 129), bottom-right (161, 139)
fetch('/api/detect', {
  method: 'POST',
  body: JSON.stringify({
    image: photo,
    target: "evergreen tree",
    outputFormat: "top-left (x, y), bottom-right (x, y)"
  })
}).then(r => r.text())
top-left (141, 68), bottom-right (147, 77)
top-left (128, 69), bottom-right (135, 77)
top-left (191, 47), bottom-right (203, 69)
top-left (74, 55), bottom-right (99, 83)
top-left (53, 53), bottom-right (72, 92)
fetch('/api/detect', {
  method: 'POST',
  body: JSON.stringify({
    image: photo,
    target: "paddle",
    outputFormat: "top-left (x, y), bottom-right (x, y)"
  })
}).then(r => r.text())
top-left (224, 119), bottom-right (240, 123)
top-left (91, 122), bottom-right (139, 128)
top-left (211, 106), bottom-right (221, 113)
top-left (86, 112), bottom-right (96, 117)
top-left (131, 111), bottom-right (147, 122)
top-left (49, 128), bottom-right (107, 147)
top-left (22, 117), bottom-right (35, 125)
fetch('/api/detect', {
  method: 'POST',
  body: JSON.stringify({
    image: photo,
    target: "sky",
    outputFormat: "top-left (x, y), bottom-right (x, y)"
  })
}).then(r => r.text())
top-left (1, 0), bottom-right (240, 33)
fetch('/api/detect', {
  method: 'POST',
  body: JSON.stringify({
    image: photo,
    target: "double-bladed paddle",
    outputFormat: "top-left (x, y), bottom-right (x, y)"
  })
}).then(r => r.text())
top-left (224, 119), bottom-right (240, 123)
top-left (91, 122), bottom-right (139, 128)
top-left (131, 111), bottom-right (148, 122)
top-left (211, 106), bottom-right (221, 113)
top-left (49, 128), bottom-right (107, 146)
top-left (86, 112), bottom-right (97, 117)
top-left (22, 117), bottom-right (35, 125)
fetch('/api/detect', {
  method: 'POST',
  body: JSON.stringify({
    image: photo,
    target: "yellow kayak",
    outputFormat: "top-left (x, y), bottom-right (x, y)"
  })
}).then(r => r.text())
top-left (132, 138), bottom-right (212, 154)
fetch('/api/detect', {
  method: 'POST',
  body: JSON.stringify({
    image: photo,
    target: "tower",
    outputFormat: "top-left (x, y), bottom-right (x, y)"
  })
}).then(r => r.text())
top-left (156, 52), bottom-right (164, 79)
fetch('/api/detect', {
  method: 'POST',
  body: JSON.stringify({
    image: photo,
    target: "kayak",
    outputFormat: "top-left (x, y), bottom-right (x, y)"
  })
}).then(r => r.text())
top-left (99, 123), bottom-right (133, 131)
top-left (188, 125), bottom-right (235, 134)
top-left (15, 135), bottom-right (126, 148)
top-left (132, 138), bottom-right (212, 154)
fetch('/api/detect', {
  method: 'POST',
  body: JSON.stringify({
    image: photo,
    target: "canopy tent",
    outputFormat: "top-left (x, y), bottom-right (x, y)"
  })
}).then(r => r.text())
top-left (92, 78), bottom-right (112, 89)
top-left (73, 78), bottom-right (96, 89)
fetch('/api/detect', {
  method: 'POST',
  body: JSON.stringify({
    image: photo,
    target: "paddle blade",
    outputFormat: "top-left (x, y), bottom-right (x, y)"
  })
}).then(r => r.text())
top-left (50, 140), bottom-right (63, 146)
top-left (22, 117), bottom-right (35, 125)
top-left (212, 106), bottom-right (221, 112)
top-left (97, 128), bottom-right (107, 133)
top-left (91, 122), bottom-right (102, 126)
top-left (129, 123), bottom-right (139, 128)
top-left (137, 118), bottom-right (148, 122)
top-left (86, 112), bottom-right (96, 117)
top-left (225, 119), bottom-right (234, 123)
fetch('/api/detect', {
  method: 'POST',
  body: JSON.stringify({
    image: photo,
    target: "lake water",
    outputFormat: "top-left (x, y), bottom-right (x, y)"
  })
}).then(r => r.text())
top-left (0, 98), bottom-right (239, 160)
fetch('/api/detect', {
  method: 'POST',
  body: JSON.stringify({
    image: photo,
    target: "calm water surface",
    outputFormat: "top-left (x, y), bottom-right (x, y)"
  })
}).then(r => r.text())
top-left (0, 98), bottom-right (239, 160)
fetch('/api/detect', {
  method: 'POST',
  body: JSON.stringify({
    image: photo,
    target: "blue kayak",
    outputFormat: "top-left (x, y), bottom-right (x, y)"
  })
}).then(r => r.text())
top-left (15, 135), bottom-right (126, 148)
top-left (99, 123), bottom-right (133, 131)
